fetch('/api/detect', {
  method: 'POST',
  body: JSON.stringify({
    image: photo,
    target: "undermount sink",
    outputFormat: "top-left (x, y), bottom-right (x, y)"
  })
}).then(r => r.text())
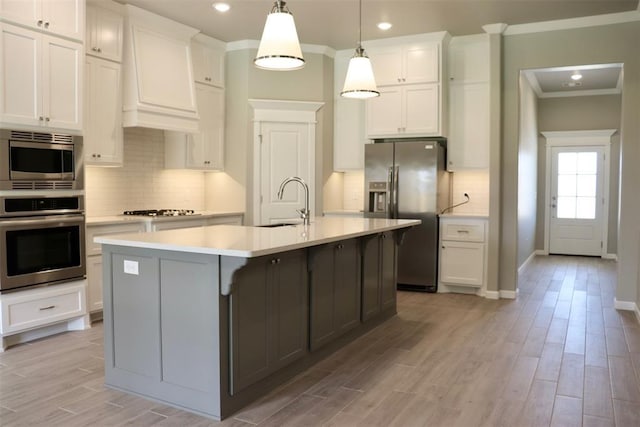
top-left (255, 223), bottom-right (298, 228)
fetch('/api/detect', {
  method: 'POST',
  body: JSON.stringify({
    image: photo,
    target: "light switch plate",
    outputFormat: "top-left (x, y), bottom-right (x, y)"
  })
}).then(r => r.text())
top-left (124, 260), bottom-right (139, 275)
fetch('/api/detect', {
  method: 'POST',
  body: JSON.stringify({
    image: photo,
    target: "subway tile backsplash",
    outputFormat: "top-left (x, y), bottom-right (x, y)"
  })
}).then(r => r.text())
top-left (85, 128), bottom-right (206, 217)
top-left (450, 169), bottom-right (490, 215)
top-left (343, 171), bottom-right (364, 211)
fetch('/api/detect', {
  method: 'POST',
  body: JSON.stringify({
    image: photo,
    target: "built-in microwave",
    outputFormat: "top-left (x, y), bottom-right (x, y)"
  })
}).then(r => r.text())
top-left (0, 129), bottom-right (83, 190)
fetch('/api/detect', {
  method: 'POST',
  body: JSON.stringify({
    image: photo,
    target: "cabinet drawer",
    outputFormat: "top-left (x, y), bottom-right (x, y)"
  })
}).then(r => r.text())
top-left (441, 221), bottom-right (485, 242)
top-left (86, 222), bottom-right (147, 256)
top-left (1, 281), bottom-right (86, 335)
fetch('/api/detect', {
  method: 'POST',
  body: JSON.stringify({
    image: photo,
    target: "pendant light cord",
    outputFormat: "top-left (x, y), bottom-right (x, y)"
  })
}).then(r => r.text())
top-left (358, 0), bottom-right (362, 48)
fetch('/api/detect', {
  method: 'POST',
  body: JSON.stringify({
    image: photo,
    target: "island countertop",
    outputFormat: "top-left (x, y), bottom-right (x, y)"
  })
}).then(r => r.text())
top-left (95, 216), bottom-right (420, 258)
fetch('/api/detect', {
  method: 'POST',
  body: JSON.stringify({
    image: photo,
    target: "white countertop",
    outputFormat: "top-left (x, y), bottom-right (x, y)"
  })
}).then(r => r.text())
top-left (86, 211), bottom-right (244, 226)
top-left (95, 217), bottom-right (420, 258)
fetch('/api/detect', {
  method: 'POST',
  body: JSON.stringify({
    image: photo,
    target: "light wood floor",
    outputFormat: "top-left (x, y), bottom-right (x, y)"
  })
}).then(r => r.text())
top-left (1, 255), bottom-right (639, 426)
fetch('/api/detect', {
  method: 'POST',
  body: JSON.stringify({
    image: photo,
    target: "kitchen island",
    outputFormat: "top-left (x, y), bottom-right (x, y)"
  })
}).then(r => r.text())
top-left (96, 217), bottom-right (419, 420)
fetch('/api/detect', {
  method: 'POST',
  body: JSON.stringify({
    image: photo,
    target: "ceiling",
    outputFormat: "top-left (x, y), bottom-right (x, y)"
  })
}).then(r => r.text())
top-left (525, 64), bottom-right (623, 98)
top-left (116, 0), bottom-right (639, 50)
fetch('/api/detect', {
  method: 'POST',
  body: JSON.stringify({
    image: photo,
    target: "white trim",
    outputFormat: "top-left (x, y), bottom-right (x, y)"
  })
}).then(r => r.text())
top-left (614, 299), bottom-right (637, 311)
top-left (484, 290), bottom-right (500, 300)
top-left (250, 100), bottom-right (323, 227)
top-left (518, 251), bottom-right (537, 275)
top-left (543, 134), bottom-right (613, 257)
top-left (504, 11), bottom-right (640, 36)
top-left (539, 88), bottom-right (622, 99)
top-left (226, 39), bottom-right (336, 57)
top-left (482, 23), bottom-right (508, 34)
top-left (500, 289), bottom-right (518, 299)
top-left (536, 249), bottom-right (548, 256)
top-left (603, 253), bottom-right (618, 260)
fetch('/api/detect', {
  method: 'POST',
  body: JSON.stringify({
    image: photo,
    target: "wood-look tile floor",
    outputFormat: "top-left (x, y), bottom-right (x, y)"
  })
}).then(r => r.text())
top-left (2, 255), bottom-right (640, 426)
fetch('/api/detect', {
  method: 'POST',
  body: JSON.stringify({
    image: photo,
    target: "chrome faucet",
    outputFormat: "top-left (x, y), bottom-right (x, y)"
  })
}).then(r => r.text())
top-left (277, 176), bottom-right (310, 225)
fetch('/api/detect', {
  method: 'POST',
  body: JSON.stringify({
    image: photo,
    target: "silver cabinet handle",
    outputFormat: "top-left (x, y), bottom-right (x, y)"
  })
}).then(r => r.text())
top-left (45, 117), bottom-right (50, 122)
top-left (37, 20), bottom-right (43, 26)
top-left (39, 305), bottom-right (55, 311)
top-left (271, 259), bottom-right (277, 265)
top-left (39, 116), bottom-right (44, 121)
top-left (44, 22), bottom-right (50, 28)
top-left (457, 230), bottom-right (469, 234)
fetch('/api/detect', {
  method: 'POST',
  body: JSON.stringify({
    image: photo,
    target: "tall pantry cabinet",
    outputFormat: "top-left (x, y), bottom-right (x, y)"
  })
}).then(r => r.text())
top-left (84, 0), bottom-right (124, 165)
top-left (0, 0), bottom-right (84, 132)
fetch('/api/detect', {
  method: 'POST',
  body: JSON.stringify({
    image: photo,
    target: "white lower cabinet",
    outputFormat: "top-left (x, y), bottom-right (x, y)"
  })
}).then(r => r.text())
top-left (0, 280), bottom-right (89, 351)
top-left (438, 217), bottom-right (488, 293)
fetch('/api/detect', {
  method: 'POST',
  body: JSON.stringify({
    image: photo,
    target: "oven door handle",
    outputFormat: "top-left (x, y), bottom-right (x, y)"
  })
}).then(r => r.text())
top-left (0, 214), bottom-right (84, 226)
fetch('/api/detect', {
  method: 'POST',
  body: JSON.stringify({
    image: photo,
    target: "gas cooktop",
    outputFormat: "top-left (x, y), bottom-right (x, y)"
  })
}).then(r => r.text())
top-left (123, 209), bottom-right (197, 217)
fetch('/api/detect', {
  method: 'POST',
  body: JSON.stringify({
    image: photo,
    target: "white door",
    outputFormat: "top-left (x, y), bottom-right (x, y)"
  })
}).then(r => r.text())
top-left (549, 147), bottom-right (604, 256)
top-left (43, 34), bottom-right (82, 130)
top-left (259, 122), bottom-right (311, 225)
top-left (404, 83), bottom-right (439, 135)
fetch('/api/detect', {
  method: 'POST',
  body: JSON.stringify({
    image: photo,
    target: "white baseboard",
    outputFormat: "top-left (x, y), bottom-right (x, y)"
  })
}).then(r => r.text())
top-left (535, 249), bottom-right (547, 255)
top-left (518, 252), bottom-right (537, 275)
top-left (614, 299), bottom-right (638, 311)
top-left (602, 253), bottom-right (618, 260)
top-left (484, 290), bottom-right (500, 300)
top-left (500, 289), bottom-right (518, 299)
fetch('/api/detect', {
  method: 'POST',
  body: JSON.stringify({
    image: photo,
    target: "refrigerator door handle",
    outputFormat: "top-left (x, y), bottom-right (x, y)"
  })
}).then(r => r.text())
top-left (387, 166), bottom-right (394, 217)
top-left (393, 166), bottom-right (399, 218)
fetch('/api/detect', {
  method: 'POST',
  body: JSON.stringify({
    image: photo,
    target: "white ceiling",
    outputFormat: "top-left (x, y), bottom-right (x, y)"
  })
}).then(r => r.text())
top-left (525, 64), bottom-right (623, 98)
top-left (116, 0), bottom-right (639, 50)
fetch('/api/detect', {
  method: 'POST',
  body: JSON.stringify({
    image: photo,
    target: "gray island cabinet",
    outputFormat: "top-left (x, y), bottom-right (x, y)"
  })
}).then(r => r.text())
top-left (96, 217), bottom-right (419, 420)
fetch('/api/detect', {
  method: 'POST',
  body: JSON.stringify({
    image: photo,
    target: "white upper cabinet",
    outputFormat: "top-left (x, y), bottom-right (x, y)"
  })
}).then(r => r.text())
top-left (363, 34), bottom-right (448, 139)
top-left (367, 83), bottom-right (439, 137)
top-left (447, 34), bottom-right (490, 171)
top-left (86, 1), bottom-right (123, 62)
top-left (0, 0), bottom-right (84, 41)
top-left (121, 4), bottom-right (199, 132)
top-left (368, 42), bottom-right (439, 86)
top-left (165, 83), bottom-right (224, 171)
top-left (0, 23), bottom-right (82, 132)
top-left (84, 55), bottom-right (123, 165)
top-left (191, 33), bottom-right (224, 88)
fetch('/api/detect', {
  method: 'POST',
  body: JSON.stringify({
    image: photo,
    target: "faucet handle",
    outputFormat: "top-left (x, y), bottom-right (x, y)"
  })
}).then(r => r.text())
top-left (296, 208), bottom-right (309, 218)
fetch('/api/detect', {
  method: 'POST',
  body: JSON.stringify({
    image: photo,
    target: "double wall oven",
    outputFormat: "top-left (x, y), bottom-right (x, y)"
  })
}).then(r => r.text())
top-left (0, 130), bottom-right (85, 293)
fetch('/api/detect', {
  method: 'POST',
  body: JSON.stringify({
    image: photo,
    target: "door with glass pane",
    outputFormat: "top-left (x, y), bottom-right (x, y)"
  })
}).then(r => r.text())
top-left (549, 147), bottom-right (604, 256)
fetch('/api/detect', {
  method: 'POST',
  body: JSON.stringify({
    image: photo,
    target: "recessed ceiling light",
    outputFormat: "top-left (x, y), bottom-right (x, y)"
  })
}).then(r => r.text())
top-left (212, 2), bottom-right (230, 13)
top-left (377, 22), bottom-right (392, 31)
top-left (571, 70), bottom-right (583, 81)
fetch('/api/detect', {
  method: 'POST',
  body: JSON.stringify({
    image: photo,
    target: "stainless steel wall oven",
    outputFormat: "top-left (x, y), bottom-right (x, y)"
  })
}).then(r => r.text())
top-left (0, 195), bottom-right (85, 293)
top-left (0, 129), bottom-right (83, 190)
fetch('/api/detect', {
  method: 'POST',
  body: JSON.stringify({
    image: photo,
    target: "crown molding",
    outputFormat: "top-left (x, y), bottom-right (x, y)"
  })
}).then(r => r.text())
top-left (504, 10), bottom-right (640, 35)
top-left (482, 23), bottom-right (508, 34)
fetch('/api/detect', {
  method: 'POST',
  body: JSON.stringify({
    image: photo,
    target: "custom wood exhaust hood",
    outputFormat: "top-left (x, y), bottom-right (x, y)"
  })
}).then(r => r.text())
top-left (122, 5), bottom-right (200, 132)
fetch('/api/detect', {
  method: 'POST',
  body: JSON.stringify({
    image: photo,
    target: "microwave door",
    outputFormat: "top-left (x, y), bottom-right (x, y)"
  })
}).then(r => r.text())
top-left (9, 142), bottom-right (74, 181)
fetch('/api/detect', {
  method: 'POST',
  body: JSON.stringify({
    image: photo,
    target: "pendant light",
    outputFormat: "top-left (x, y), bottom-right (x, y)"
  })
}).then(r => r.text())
top-left (341, 0), bottom-right (379, 99)
top-left (254, 0), bottom-right (305, 71)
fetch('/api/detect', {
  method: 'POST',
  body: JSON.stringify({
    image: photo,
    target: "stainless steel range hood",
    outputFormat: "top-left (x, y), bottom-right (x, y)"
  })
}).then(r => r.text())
top-left (121, 5), bottom-right (200, 132)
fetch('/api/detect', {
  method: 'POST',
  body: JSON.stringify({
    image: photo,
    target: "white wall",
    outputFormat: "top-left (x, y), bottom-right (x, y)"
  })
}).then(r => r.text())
top-left (517, 74), bottom-right (539, 267)
top-left (85, 128), bottom-right (206, 217)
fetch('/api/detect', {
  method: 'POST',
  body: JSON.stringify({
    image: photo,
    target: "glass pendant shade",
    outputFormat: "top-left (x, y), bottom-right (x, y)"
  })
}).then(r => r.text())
top-left (341, 47), bottom-right (379, 99)
top-left (254, 2), bottom-right (305, 71)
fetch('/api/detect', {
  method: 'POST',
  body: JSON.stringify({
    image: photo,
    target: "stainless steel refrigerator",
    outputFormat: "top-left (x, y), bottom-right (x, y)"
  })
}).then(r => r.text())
top-left (364, 139), bottom-right (450, 292)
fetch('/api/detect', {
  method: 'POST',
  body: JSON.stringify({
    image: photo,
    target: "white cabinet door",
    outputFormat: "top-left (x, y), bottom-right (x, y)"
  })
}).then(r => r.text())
top-left (0, 24), bottom-right (81, 132)
top-left (152, 218), bottom-right (206, 231)
top-left (333, 98), bottom-right (365, 171)
top-left (42, 34), bottom-right (82, 131)
top-left (0, 24), bottom-right (41, 128)
top-left (165, 84), bottom-right (224, 170)
top-left (447, 82), bottom-right (489, 170)
top-left (368, 47), bottom-right (403, 86)
top-left (440, 241), bottom-right (485, 287)
top-left (0, 0), bottom-right (83, 41)
top-left (86, 4), bottom-right (123, 62)
top-left (86, 255), bottom-right (103, 312)
top-left (448, 35), bottom-right (489, 83)
top-left (366, 86), bottom-right (402, 137)
top-left (191, 38), bottom-right (224, 87)
top-left (404, 83), bottom-right (438, 135)
top-left (84, 56), bottom-right (123, 165)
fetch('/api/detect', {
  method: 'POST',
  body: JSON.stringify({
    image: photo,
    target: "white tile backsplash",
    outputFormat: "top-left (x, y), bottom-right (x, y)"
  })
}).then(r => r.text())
top-left (450, 169), bottom-right (490, 214)
top-left (85, 128), bottom-right (206, 217)
top-left (343, 171), bottom-right (364, 211)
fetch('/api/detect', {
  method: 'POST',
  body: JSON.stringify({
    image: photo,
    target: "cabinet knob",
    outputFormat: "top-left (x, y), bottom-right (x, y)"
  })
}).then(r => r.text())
top-left (397, 77), bottom-right (401, 82)
top-left (97, 154), bottom-right (101, 158)
top-left (98, 47), bottom-right (102, 53)
top-left (277, 258), bottom-right (281, 264)
top-left (44, 22), bottom-right (50, 29)
top-left (39, 116), bottom-right (44, 121)
top-left (271, 259), bottom-right (277, 265)
top-left (37, 20), bottom-right (43, 27)
top-left (45, 117), bottom-right (50, 122)
top-left (402, 78), bottom-right (406, 82)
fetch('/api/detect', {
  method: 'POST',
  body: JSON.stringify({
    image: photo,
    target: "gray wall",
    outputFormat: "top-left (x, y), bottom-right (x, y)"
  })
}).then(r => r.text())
top-left (536, 94), bottom-right (622, 254)
top-left (517, 75), bottom-right (539, 268)
top-left (224, 49), bottom-right (334, 225)
top-left (501, 22), bottom-right (640, 307)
